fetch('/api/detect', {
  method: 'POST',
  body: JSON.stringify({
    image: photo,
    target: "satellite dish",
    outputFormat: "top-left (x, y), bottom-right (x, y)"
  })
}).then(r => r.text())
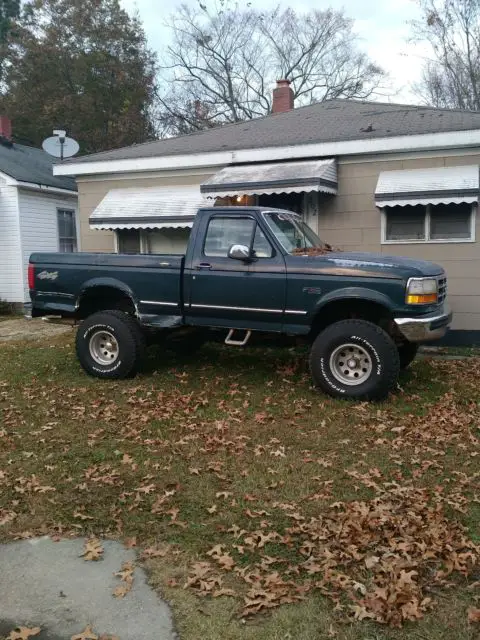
top-left (42, 131), bottom-right (79, 160)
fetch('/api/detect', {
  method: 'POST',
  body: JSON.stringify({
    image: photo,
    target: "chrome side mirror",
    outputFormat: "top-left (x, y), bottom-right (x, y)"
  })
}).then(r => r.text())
top-left (228, 244), bottom-right (251, 261)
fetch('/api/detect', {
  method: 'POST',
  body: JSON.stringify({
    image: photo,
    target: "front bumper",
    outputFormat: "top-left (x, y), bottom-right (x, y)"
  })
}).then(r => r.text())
top-left (394, 304), bottom-right (452, 343)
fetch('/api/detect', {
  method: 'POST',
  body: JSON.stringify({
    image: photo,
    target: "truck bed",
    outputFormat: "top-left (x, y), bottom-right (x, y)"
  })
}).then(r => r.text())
top-left (29, 252), bottom-right (185, 322)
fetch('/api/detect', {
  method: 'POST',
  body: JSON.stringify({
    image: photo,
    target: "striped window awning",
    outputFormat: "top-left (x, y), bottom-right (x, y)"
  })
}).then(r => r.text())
top-left (200, 159), bottom-right (337, 198)
top-left (375, 165), bottom-right (479, 207)
top-left (89, 186), bottom-right (206, 230)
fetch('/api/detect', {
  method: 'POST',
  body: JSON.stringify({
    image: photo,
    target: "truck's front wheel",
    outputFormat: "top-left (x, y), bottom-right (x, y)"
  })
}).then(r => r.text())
top-left (309, 319), bottom-right (400, 401)
top-left (76, 311), bottom-right (142, 379)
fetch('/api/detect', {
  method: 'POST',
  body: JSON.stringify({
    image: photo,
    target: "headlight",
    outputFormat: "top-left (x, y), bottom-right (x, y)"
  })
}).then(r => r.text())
top-left (406, 278), bottom-right (438, 304)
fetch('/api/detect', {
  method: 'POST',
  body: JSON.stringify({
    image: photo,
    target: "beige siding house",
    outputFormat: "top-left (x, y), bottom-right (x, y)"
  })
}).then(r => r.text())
top-left (54, 85), bottom-right (480, 343)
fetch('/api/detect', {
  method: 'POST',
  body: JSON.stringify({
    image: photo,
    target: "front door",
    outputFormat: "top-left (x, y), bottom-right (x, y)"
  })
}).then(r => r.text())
top-left (186, 214), bottom-right (286, 330)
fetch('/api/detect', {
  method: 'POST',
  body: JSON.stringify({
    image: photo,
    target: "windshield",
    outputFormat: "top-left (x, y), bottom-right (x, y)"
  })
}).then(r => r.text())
top-left (263, 211), bottom-right (327, 254)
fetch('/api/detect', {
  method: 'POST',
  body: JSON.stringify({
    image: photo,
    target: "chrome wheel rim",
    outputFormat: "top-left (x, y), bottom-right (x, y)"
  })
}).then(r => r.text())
top-left (89, 330), bottom-right (119, 366)
top-left (329, 343), bottom-right (372, 386)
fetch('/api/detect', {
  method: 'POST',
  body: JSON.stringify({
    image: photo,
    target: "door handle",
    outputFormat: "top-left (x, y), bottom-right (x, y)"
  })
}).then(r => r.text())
top-left (196, 263), bottom-right (212, 270)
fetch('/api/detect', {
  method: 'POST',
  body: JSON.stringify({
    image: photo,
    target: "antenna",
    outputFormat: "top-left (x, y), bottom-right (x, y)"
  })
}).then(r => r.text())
top-left (42, 130), bottom-right (79, 161)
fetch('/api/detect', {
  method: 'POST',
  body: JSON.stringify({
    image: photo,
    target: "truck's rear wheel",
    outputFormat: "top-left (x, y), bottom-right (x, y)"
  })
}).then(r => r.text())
top-left (309, 319), bottom-right (400, 401)
top-left (76, 311), bottom-right (143, 379)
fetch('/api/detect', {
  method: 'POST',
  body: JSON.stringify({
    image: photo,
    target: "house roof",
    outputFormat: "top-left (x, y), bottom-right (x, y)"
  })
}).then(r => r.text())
top-left (0, 140), bottom-right (77, 191)
top-left (64, 98), bottom-right (480, 166)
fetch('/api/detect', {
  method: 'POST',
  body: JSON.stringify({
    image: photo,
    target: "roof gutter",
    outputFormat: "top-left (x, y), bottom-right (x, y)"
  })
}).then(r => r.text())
top-left (53, 128), bottom-right (480, 178)
top-left (16, 180), bottom-right (77, 196)
top-left (0, 171), bottom-right (77, 195)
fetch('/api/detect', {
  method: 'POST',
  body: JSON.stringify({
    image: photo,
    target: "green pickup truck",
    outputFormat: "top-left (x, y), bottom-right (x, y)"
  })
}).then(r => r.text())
top-left (28, 206), bottom-right (451, 400)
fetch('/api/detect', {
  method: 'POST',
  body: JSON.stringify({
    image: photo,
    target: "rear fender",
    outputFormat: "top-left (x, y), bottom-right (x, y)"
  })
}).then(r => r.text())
top-left (76, 278), bottom-right (139, 313)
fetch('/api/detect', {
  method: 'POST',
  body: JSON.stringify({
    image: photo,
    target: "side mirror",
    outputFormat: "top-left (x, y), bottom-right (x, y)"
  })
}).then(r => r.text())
top-left (228, 244), bottom-right (251, 261)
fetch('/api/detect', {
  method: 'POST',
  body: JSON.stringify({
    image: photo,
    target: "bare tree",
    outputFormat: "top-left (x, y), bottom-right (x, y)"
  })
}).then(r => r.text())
top-left (412, 0), bottom-right (480, 109)
top-left (157, 1), bottom-right (385, 136)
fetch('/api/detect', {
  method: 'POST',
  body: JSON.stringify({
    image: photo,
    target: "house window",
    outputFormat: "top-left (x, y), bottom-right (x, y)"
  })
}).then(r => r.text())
top-left (57, 209), bottom-right (77, 252)
top-left (383, 203), bottom-right (475, 243)
top-left (116, 230), bottom-right (141, 254)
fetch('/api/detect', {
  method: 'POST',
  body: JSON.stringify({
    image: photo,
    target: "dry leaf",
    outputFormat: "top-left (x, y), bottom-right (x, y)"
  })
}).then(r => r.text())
top-left (81, 538), bottom-right (103, 561)
top-left (467, 607), bottom-right (480, 624)
top-left (140, 545), bottom-right (169, 559)
top-left (71, 625), bottom-right (98, 640)
top-left (115, 561), bottom-right (135, 583)
top-left (213, 588), bottom-right (236, 597)
top-left (113, 560), bottom-right (134, 597)
top-left (113, 584), bottom-right (131, 598)
top-left (7, 627), bottom-right (41, 640)
top-left (217, 554), bottom-right (235, 571)
top-left (365, 555), bottom-right (380, 569)
top-left (207, 504), bottom-right (217, 514)
top-left (124, 536), bottom-right (137, 548)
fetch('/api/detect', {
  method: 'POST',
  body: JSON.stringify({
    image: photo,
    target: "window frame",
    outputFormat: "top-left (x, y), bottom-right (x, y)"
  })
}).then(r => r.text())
top-left (381, 203), bottom-right (476, 245)
top-left (114, 229), bottom-right (145, 254)
top-left (203, 215), bottom-right (275, 259)
top-left (57, 208), bottom-right (78, 253)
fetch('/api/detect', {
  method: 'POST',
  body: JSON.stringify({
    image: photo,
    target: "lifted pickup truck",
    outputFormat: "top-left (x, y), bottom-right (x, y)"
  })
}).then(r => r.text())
top-left (28, 206), bottom-right (451, 400)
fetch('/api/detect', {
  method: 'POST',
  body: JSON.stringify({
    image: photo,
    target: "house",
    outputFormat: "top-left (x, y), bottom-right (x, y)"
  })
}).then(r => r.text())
top-left (0, 117), bottom-right (78, 308)
top-left (54, 82), bottom-right (480, 344)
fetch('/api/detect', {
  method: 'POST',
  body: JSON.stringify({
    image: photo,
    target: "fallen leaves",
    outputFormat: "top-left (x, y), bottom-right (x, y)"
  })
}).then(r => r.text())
top-left (468, 607), bottom-right (480, 624)
top-left (71, 626), bottom-right (98, 640)
top-left (185, 481), bottom-right (480, 626)
top-left (6, 627), bottom-right (41, 640)
top-left (81, 538), bottom-right (104, 561)
top-left (139, 544), bottom-right (170, 560)
top-left (113, 561), bottom-right (135, 598)
top-left (2, 342), bottom-right (480, 632)
top-left (70, 626), bottom-right (119, 640)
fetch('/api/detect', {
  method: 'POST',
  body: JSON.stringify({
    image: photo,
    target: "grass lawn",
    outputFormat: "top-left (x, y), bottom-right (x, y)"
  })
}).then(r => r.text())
top-left (0, 334), bottom-right (479, 639)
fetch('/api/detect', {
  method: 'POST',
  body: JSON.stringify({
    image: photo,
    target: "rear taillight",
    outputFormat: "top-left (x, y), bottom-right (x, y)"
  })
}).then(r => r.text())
top-left (28, 263), bottom-right (35, 290)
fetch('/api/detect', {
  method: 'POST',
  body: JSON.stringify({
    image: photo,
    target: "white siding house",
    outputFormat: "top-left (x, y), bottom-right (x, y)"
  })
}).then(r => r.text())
top-left (0, 180), bottom-right (22, 302)
top-left (17, 190), bottom-right (78, 301)
top-left (0, 134), bottom-right (78, 307)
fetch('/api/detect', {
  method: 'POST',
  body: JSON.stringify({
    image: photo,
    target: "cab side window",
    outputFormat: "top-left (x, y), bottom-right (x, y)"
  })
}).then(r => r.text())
top-left (204, 217), bottom-right (255, 257)
top-left (204, 217), bottom-right (274, 258)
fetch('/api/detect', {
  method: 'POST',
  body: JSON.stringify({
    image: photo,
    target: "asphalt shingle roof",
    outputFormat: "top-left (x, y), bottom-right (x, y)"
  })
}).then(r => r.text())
top-left (0, 141), bottom-right (76, 190)
top-left (64, 98), bottom-right (480, 165)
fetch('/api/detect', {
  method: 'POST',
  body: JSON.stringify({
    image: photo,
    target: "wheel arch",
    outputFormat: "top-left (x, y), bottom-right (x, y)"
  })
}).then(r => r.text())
top-left (76, 278), bottom-right (138, 319)
top-left (310, 289), bottom-right (395, 340)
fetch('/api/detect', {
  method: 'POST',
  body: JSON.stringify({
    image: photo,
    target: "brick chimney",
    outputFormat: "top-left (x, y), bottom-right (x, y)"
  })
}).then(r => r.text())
top-left (0, 116), bottom-right (12, 139)
top-left (272, 79), bottom-right (294, 114)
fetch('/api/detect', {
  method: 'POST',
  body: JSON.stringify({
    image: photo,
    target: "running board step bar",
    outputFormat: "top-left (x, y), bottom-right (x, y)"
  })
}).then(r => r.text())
top-left (225, 329), bottom-right (251, 346)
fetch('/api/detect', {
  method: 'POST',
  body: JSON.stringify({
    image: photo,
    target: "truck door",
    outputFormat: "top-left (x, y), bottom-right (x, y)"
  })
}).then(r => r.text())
top-left (185, 213), bottom-right (286, 330)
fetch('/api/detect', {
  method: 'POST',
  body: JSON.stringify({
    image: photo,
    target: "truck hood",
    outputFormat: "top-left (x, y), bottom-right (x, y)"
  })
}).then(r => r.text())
top-left (286, 251), bottom-right (444, 279)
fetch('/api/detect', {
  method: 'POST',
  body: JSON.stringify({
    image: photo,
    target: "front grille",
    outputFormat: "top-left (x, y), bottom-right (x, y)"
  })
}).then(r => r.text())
top-left (437, 276), bottom-right (447, 304)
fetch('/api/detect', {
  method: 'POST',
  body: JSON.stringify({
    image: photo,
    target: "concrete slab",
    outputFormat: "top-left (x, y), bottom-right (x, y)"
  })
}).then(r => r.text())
top-left (0, 537), bottom-right (176, 640)
top-left (0, 318), bottom-right (71, 342)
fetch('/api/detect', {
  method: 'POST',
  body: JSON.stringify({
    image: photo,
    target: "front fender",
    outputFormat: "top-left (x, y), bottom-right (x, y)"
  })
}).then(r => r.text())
top-left (314, 287), bottom-right (396, 313)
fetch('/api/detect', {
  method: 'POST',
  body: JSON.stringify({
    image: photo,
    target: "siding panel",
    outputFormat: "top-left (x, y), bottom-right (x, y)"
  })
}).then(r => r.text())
top-left (0, 183), bottom-right (23, 302)
top-left (316, 153), bottom-right (480, 331)
top-left (18, 189), bottom-right (78, 301)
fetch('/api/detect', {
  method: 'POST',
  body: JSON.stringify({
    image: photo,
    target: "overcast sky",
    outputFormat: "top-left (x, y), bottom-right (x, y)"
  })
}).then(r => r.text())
top-left (120, 0), bottom-right (429, 104)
